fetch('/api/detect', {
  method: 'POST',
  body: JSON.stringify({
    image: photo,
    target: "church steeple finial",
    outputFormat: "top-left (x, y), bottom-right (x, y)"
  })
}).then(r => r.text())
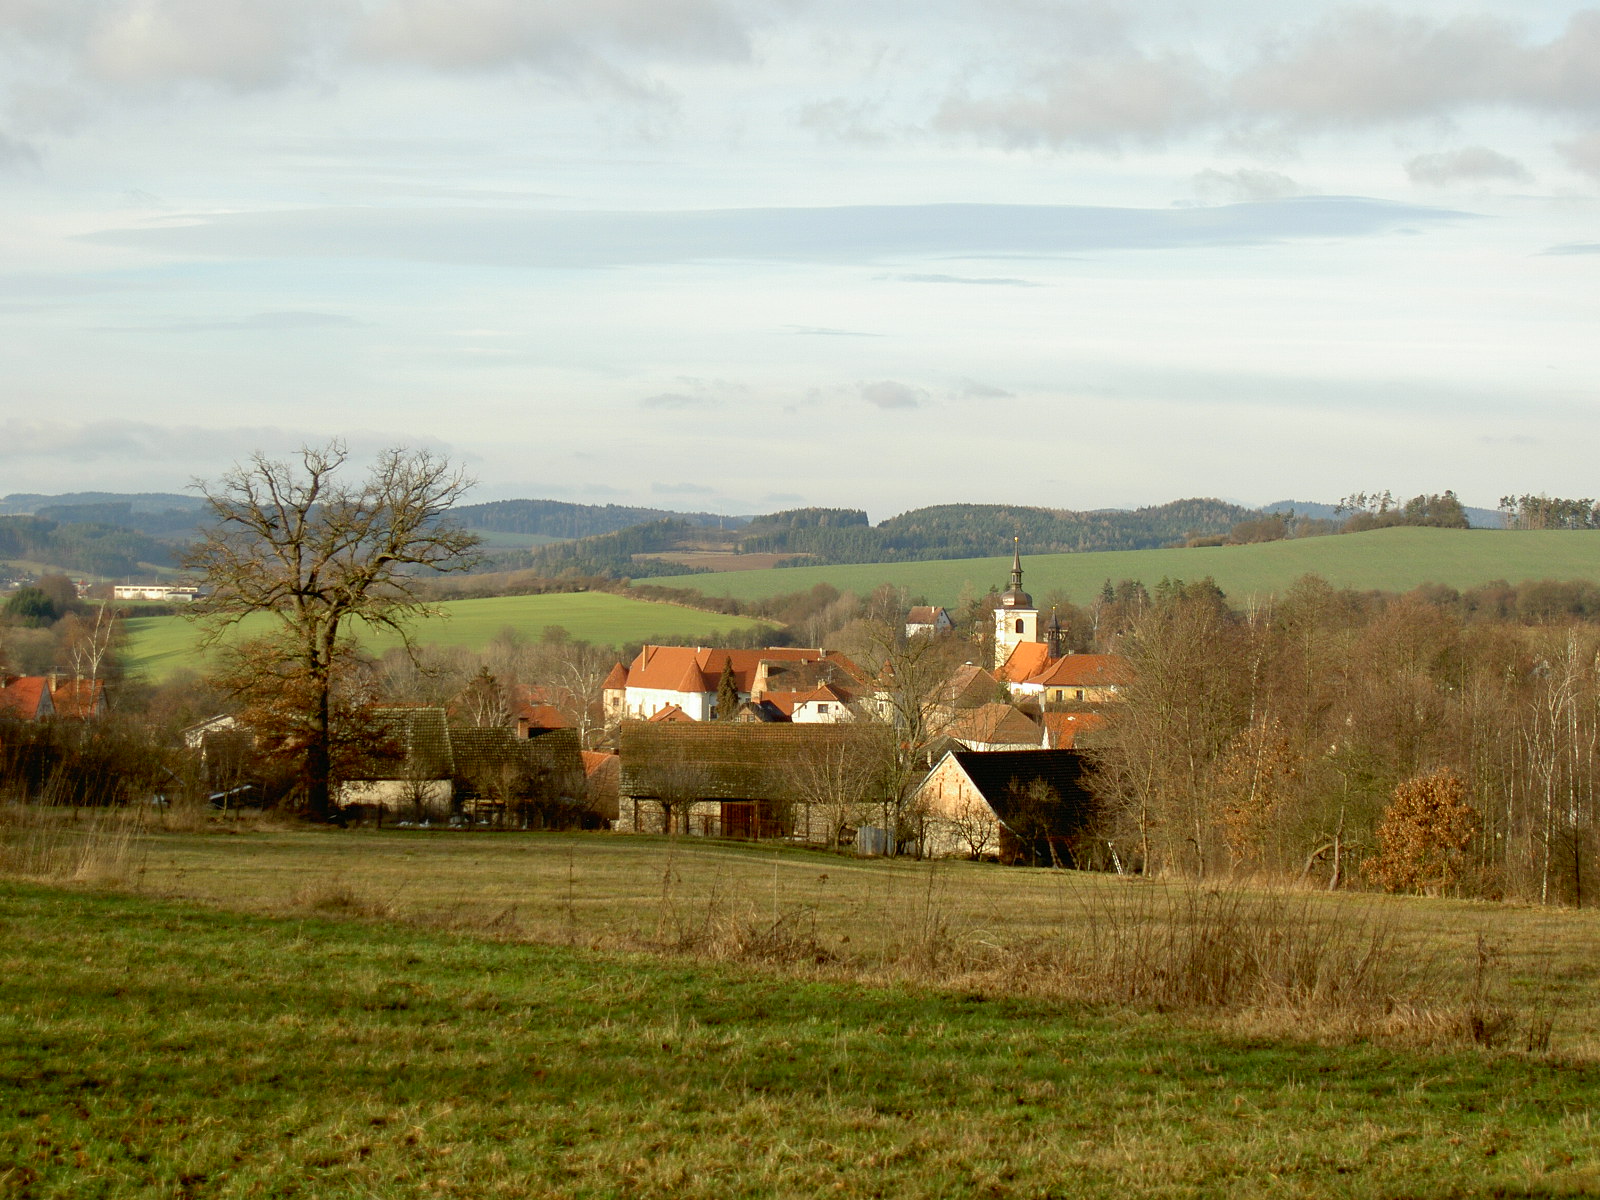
top-left (999, 537), bottom-right (1032, 609)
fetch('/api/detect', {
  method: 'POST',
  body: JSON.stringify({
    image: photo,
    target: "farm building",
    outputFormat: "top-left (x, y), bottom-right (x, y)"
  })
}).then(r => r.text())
top-left (915, 749), bottom-right (1100, 863)
top-left (616, 721), bottom-right (885, 842)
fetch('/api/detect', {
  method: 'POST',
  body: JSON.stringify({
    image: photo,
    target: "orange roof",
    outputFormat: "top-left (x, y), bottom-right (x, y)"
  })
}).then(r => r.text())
top-left (602, 662), bottom-right (628, 691)
top-left (646, 703), bottom-right (696, 723)
top-left (1041, 711), bottom-right (1109, 748)
top-left (49, 678), bottom-right (105, 720)
top-left (581, 750), bottom-right (620, 777)
top-left (623, 645), bottom-right (832, 695)
top-left (947, 703), bottom-right (1043, 747)
top-left (997, 642), bottom-right (1052, 683)
top-left (0, 676), bottom-right (53, 721)
top-left (1025, 654), bottom-right (1130, 688)
top-left (515, 703), bottom-right (572, 730)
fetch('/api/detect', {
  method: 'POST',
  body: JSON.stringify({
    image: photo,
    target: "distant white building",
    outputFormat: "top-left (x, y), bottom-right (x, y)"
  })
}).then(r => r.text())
top-left (113, 584), bottom-right (201, 603)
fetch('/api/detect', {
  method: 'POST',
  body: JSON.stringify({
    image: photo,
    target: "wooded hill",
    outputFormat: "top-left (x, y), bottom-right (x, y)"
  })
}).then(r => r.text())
top-left (0, 515), bottom-right (177, 576)
top-left (522, 498), bottom-right (1261, 578)
top-left (452, 498), bottom-right (748, 540)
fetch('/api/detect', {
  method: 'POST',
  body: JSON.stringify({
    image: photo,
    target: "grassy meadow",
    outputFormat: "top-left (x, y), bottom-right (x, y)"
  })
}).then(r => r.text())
top-left (121, 592), bottom-right (778, 680)
top-left (5, 822), bottom-right (1600, 1197)
top-left (657, 526), bottom-right (1600, 606)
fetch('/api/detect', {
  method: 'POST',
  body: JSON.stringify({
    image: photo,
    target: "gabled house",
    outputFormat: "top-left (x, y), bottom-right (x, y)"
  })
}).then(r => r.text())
top-left (905, 606), bottom-right (954, 639)
top-left (944, 702), bottom-right (1045, 752)
top-left (50, 677), bottom-right (106, 720)
top-left (1011, 654), bottom-right (1130, 705)
top-left (612, 645), bottom-right (867, 722)
top-left (0, 676), bottom-right (54, 721)
top-left (1041, 711), bottom-right (1108, 749)
top-left (916, 749), bottom-right (1100, 863)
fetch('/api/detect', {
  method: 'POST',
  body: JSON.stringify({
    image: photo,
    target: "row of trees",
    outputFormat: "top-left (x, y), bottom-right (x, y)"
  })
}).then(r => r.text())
top-left (1093, 573), bottom-right (1600, 904)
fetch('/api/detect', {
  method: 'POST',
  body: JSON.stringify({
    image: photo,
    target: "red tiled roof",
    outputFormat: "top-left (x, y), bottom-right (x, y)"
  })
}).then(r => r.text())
top-left (602, 662), bottom-right (628, 691)
top-left (1041, 711), bottom-right (1109, 748)
top-left (623, 645), bottom-right (833, 695)
top-left (0, 676), bottom-right (53, 721)
top-left (49, 678), bottom-right (104, 720)
top-left (947, 703), bottom-right (1043, 747)
top-left (646, 703), bottom-right (696, 723)
top-left (1024, 654), bottom-right (1130, 688)
top-left (515, 703), bottom-right (572, 730)
top-left (997, 642), bottom-right (1052, 683)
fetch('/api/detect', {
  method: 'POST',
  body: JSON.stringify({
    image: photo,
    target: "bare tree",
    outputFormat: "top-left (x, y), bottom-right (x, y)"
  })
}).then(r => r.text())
top-left (186, 442), bottom-right (480, 819)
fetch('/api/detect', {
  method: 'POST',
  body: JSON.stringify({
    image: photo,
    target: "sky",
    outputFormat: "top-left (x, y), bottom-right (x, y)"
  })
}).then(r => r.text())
top-left (1, 0), bottom-right (1598, 521)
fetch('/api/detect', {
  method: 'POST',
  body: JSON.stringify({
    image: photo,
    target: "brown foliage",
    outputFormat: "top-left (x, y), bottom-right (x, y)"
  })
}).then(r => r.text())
top-left (1363, 768), bottom-right (1480, 895)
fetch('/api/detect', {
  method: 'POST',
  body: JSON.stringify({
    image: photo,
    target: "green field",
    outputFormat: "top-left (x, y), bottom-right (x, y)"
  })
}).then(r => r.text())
top-left (121, 592), bottom-right (777, 680)
top-left (4, 827), bottom-right (1600, 1198)
top-left (657, 527), bottom-right (1600, 606)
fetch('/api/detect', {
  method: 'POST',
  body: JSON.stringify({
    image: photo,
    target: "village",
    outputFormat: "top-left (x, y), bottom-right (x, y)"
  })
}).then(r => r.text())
top-left (73, 546), bottom-right (1129, 864)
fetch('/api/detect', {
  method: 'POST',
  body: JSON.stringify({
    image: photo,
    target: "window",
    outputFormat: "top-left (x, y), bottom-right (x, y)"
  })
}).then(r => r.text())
top-left (1015, 619), bottom-right (1024, 634)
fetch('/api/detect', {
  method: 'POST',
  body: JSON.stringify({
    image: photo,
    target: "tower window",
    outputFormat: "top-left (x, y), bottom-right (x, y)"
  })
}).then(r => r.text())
top-left (1015, 619), bottom-right (1024, 634)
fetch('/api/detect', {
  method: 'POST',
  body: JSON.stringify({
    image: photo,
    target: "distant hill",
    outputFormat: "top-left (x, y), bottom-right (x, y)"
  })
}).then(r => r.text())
top-left (454, 499), bottom-right (748, 540)
top-left (0, 514), bottom-right (176, 577)
top-left (0, 491), bottom-right (202, 516)
top-left (515, 498), bottom-right (1261, 580)
top-left (654, 526), bottom-right (1600, 607)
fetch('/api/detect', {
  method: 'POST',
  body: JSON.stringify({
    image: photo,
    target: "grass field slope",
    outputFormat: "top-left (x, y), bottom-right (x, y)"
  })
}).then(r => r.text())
top-left (122, 592), bottom-right (778, 680)
top-left (658, 527), bottom-right (1600, 606)
top-left (4, 830), bottom-right (1600, 1198)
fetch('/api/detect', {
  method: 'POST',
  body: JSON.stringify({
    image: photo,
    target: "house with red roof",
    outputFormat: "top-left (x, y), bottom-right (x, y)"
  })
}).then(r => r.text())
top-left (0, 676), bottom-right (54, 721)
top-left (611, 645), bottom-right (867, 722)
top-left (1011, 654), bottom-right (1130, 705)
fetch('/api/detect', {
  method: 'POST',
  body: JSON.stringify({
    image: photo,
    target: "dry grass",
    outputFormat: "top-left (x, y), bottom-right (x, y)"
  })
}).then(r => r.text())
top-left (0, 804), bottom-right (143, 884)
top-left (45, 824), bottom-right (1600, 1051)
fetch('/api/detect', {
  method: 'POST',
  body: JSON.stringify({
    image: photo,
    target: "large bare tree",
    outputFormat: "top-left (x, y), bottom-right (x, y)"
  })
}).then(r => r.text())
top-left (186, 442), bottom-right (480, 818)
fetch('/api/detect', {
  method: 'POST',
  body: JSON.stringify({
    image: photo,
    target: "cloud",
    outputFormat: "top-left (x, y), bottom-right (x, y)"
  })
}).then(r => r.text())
top-left (1541, 242), bottom-right (1600, 256)
top-left (937, 51), bottom-right (1216, 149)
top-left (352, 0), bottom-right (751, 71)
top-left (1405, 146), bottom-right (1531, 187)
top-left (1191, 168), bottom-right (1302, 202)
top-left (0, 129), bottom-right (41, 168)
top-left (639, 391), bottom-right (710, 408)
top-left (785, 324), bottom-right (883, 337)
top-left (83, 198), bottom-right (1471, 268)
top-left (1557, 131), bottom-right (1600, 181)
top-left (80, 0), bottom-right (327, 91)
top-left (861, 380), bottom-right (925, 409)
top-left (651, 481), bottom-right (715, 495)
top-left (885, 273), bottom-right (1041, 287)
top-left (1231, 10), bottom-right (1516, 128)
top-left (103, 310), bottom-right (363, 333)
top-left (797, 96), bottom-right (891, 144)
top-left (934, 9), bottom-right (1600, 154)
top-left (0, 417), bottom-right (296, 465)
top-left (956, 378), bottom-right (1012, 400)
top-left (762, 492), bottom-right (803, 503)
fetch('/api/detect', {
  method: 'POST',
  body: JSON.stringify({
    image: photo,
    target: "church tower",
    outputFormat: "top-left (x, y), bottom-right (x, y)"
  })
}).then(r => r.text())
top-left (993, 538), bottom-right (1039, 668)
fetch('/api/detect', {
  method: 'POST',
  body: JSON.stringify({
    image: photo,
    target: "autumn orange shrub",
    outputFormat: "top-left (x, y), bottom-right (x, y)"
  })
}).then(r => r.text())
top-left (1362, 768), bottom-right (1480, 895)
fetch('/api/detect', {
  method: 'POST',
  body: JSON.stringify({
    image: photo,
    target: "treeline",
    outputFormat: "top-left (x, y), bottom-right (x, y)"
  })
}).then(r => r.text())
top-left (0, 515), bottom-right (174, 577)
top-left (514, 520), bottom-right (714, 579)
top-left (739, 499), bottom-right (1260, 566)
top-left (1087, 572), bottom-right (1600, 905)
top-left (1500, 495), bottom-right (1600, 530)
top-left (453, 498), bottom-right (746, 539)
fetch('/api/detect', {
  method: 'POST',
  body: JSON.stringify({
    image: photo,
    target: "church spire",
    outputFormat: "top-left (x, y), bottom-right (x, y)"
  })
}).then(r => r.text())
top-left (999, 536), bottom-right (1032, 609)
